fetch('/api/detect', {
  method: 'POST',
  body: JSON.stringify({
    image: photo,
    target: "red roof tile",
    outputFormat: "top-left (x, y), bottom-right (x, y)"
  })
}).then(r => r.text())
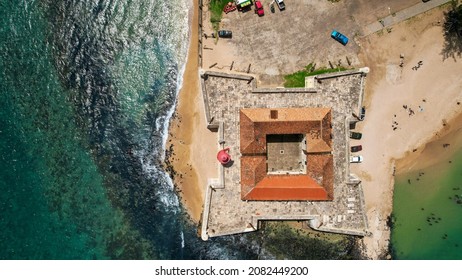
top-left (240, 108), bottom-right (334, 201)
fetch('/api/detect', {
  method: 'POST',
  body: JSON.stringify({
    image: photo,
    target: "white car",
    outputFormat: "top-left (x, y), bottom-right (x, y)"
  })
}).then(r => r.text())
top-left (350, 155), bottom-right (363, 163)
top-left (275, 0), bottom-right (285, 10)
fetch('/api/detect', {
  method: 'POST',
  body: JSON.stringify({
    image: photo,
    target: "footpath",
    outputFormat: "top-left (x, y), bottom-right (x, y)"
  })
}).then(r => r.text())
top-left (362, 0), bottom-right (452, 36)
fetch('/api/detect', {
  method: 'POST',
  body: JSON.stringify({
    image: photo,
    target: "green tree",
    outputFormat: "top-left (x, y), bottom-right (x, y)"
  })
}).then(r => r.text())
top-left (442, 0), bottom-right (462, 60)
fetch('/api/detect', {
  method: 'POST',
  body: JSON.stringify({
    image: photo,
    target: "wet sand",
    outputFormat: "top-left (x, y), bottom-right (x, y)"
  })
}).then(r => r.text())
top-left (395, 112), bottom-right (462, 173)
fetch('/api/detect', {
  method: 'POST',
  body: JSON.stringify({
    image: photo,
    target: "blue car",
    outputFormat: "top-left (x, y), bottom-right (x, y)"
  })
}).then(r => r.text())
top-left (331, 30), bottom-right (349, 45)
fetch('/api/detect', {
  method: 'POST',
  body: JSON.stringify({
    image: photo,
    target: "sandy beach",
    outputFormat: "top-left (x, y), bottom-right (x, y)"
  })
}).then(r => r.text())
top-left (166, 0), bottom-right (218, 222)
top-left (168, 0), bottom-right (462, 258)
top-left (354, 8), bottom-right (462, 258)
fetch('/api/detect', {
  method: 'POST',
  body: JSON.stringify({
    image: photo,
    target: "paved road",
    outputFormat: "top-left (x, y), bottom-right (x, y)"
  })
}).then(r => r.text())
top-left (362, 0), bottom-right (452, 36)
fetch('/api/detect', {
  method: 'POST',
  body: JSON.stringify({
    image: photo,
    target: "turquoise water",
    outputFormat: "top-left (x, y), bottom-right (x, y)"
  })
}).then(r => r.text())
top-left (0, 0), bottom-right (267, 260)
top-left (391, 148), bottom-right (462, 259)
top-left (0, 0), bottom-right (172, 259)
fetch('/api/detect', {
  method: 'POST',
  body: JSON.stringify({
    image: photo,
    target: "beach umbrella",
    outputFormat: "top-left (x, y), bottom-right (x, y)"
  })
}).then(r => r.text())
top-left (217, 148), bottom-right (231, 165)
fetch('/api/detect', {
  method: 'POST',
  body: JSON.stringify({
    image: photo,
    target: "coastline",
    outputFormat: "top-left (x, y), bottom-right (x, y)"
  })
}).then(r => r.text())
top-left (394, 111), bottom-right (462, 173)
top-left (354, 7), bottom-right (462, 258)
top-left (166, 0), bottom-right (218, 222)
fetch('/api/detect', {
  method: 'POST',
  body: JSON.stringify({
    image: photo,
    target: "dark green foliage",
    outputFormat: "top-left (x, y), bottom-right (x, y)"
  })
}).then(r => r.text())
top-left (442, 0), bottom-right (462, 60)
top-left (209, 0), bottom-right (229, 30)
top-left (257, 222), bottom-right (362, 260)
top-left (283, 63), bottom-right (348, 88)
top-left (386, 214), bottom-right (395, 229)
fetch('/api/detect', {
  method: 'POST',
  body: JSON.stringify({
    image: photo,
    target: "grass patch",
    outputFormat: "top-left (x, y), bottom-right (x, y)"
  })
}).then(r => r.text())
top-left (209, 0), bottom-right (229, 31)
top-left (283, 63), bottom-right (349, 88)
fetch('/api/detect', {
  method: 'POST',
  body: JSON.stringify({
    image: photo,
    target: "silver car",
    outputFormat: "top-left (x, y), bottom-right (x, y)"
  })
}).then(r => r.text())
top-left (275, 0), bottom-right (285, 10)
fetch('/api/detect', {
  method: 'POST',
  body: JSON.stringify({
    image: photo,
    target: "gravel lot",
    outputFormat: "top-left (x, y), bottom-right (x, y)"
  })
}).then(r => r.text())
top-left (216, 0), bottom-right (419, 85)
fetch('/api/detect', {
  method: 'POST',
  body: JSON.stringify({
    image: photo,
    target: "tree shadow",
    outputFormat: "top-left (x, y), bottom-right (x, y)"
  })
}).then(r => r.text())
top-left (441, 1), bottom-right (462, 61)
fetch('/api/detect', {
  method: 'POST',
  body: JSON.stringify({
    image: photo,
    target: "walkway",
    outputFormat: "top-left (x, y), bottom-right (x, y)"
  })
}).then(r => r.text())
top-left (362, 0), bottom-right (452, 36)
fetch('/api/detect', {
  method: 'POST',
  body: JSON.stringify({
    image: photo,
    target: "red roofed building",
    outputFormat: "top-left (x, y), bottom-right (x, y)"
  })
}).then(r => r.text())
top-left (240, 108), bottom-right (334, 201)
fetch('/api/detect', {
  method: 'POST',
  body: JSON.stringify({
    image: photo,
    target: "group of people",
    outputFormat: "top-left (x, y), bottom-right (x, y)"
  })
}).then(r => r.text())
top-left (412, 60), bottom-right (423, 71)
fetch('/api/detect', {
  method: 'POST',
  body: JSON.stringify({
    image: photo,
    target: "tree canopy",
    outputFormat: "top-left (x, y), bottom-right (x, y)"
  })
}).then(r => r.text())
top-left (442, 0), bottom-right (462, 60)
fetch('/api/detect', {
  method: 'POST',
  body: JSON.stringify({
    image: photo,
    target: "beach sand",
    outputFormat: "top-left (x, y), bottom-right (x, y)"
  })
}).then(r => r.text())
top-left (167, 1), bottom-right (238, 223)
top-left (354, 8), bottom-right (462, 258)
top-left (201, 6), bottom-right (235, 72)
top-left (166, 0), bottom-right (218, 222)
top-left (168, 1), bottom-right (462, 258)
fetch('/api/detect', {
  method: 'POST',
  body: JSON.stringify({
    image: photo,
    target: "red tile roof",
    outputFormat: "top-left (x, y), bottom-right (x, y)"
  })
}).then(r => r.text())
top-left (240, 108), bottom-right (334, 201)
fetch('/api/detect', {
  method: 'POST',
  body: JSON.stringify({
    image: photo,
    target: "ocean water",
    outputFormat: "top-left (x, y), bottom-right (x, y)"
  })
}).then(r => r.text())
top-left (391, 148), bottom-right (462, 259)
top-left (0, 0), bottom-right (264, 260)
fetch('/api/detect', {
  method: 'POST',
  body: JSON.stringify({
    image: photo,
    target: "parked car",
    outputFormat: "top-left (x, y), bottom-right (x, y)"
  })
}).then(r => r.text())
top-left (218, 30), bottom-right (232, 38)
top-left (350, 155), bottom-right (363, 163)
top-left (223, 2), bottom-right (237, 14)
top-left (359, 106), bottom-right (366, 120)
top-left (331, 30), bottom-right (349, 45)
top-left (270, 3), bottom-right (275, 13)
top-left (349, 121), bottom-right (357, 130)
top-left (350, 131), bottom-right (362, 140)
top-left (351, 145), bottom-right (362, 153)
top-left (275, 0), bottom-right (285, 11)
top-left (255, 0), bottom-right (264, 16)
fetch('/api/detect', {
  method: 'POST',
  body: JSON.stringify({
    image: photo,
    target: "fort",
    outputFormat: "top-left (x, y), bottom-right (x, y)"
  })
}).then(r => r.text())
top-left (199, 69), bottom-right (369, 240)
